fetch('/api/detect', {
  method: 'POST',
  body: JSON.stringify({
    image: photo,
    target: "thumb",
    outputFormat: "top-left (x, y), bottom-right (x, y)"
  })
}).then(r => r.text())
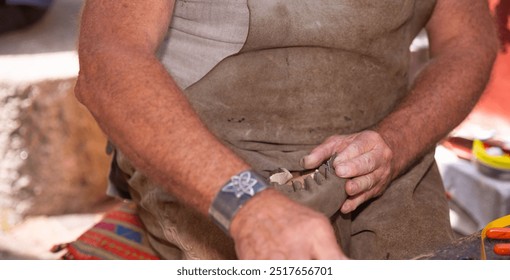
top-left (301, 144), bottom-right (333, 169)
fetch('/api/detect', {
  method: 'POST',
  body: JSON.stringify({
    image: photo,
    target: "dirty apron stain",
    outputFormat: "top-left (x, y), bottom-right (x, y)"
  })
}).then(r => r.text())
top-left (118, 0), bottom-right (454, 259)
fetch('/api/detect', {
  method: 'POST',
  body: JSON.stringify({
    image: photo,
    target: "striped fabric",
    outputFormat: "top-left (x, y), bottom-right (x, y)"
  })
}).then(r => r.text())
top-left (54, 202), bottom-right (160, 260)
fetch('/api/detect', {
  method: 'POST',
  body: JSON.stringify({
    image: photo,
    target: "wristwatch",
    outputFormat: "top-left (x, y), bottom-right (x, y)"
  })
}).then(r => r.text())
top-left (208, 170), bottom-right (268, 234)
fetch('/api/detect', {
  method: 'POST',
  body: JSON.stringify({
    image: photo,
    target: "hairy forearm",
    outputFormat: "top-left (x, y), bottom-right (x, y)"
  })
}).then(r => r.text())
top-left (75, 45), bottom-right (249, 215)
top-left (375, 37), bottom-right (497, 176)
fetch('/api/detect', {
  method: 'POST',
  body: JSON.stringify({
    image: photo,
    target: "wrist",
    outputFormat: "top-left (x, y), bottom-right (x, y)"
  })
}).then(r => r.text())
top-left (369, 127), bottom-right (403, 179)
top-left (208, 169), bottom-right (269, 235)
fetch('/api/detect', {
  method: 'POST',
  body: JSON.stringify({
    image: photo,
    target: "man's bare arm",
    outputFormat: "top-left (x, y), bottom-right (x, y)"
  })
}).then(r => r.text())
top-left (75, 0), bottom-right (250, 214)
top-left (302, 0), bottom-right (498, 213)
top-left (377, 0), bottom-right (498, 175)
top-left (76, 0), bottom-right (345, 259)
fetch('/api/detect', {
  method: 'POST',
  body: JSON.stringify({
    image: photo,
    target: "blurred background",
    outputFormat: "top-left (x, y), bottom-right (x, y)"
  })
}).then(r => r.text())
top-left (0, 0), bottom-right (117, 259)
top-left (0, 0), bottom-right (509, 259)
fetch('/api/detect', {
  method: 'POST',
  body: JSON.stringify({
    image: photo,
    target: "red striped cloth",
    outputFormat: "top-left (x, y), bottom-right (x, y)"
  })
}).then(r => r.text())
top-left (52, 202), bottom-right (160, 260)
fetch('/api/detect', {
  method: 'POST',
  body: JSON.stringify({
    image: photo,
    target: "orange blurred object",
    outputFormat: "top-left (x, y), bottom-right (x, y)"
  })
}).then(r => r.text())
top-left (494, 244), bottom-right (510, 255)
top-left (486, 227), bottom-right (510, 239)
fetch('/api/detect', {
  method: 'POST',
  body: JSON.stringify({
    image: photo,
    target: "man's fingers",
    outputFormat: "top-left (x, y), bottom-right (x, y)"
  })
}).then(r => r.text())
top-left (340, 192), bottom-right (369, 213)
top-left (332, 131), bottom-right (384, 162)
top-left (301, 131), bottom-right (394, 215)
top-left (333, 152), bottom-right (380, 177)
top-left (301, 141), bottom-right (336, 169)
top-left (340, 184), bottom-right (381, 214)
top-left (301, 135), bottom-right (353, 169)
top-left (341, 179), bottom-right (388, 213)
top-left (333, 141), bottom-right (369, 165)
top-left (344, 169), bottom-right (386, 196)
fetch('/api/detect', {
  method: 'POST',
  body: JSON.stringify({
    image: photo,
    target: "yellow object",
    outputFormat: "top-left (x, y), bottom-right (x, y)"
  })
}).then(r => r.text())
top-left (481, 215), bottom-right (510, 260)
top-left (472, 139), bottom-right (510, 170)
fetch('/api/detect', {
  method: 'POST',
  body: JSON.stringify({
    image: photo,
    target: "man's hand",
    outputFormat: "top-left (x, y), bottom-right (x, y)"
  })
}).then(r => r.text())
top-left (230, 189), bottom-right (347, 259)
top-left (300, 131), bottom-right (394, 214)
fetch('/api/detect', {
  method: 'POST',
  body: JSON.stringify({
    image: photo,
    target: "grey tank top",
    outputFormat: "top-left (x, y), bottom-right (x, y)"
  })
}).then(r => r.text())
top-left (158, 0), bottom-right (436, 175)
